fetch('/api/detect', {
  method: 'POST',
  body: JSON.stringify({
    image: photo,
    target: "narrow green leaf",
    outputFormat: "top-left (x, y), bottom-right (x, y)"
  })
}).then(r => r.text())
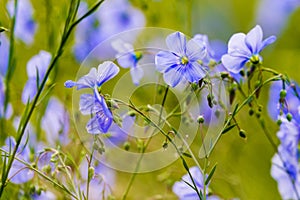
top-left (232, 103), bottom-right (239, 116)
top-left (221, 124), bottom-right (236, 134)
top-left (205, 163), bottom-right (217, 185)
top-left (182, 152), bottom-right (192, 158)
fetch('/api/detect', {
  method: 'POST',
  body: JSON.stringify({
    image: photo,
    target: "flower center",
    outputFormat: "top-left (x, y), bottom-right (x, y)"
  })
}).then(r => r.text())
top-left (250, 55), bottom-right (260, 65)
top-left (181, 56), bottom-right (189, 65)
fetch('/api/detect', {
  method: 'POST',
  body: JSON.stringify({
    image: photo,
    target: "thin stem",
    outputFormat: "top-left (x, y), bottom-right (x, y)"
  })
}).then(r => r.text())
top-left (0, 1), bottom-right (105, 196)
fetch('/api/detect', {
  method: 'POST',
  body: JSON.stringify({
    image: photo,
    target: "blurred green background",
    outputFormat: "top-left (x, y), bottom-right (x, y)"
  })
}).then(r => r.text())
top-left (1, 0), bottom-right (300, 199)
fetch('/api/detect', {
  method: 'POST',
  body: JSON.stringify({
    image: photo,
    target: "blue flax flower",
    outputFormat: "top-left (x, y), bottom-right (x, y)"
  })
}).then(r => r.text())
top-left (112, 39), bottom-right (143, 85)
top-left (221, 25), bottom-right (276, 73)
top-left (65, 61), bottom-right (119, 133)
top-left (0, 76), bottom-right (13, 119)
top-left (41, 97), bottom-right (70, 146)
top-left (22, 50), bottom-right (52, 103)
top-left (1, 137), bottom-right (34, 184)
top-left (173, 166), bottom-right (219, 200)
top-left (155, 32), bottom-right (207, 87)
top-left (6, 0), bottom-right (37, 45)
top-left (271, 119), bottom-right (300, 199)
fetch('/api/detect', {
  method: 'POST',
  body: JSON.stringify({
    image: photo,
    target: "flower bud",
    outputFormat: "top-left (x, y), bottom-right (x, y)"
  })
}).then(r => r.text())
top-left (88, 166), bottom-right (95, 180)
top-left (286, 113), bottom-right (293, 122)
top-left (239, 129), bottom-right (247, 139)
top-left (197, 115), bottom-right (205, 124)
top-left (280, 89), bottom-right (287, 99)
top-left (123, 141), bottom-right (130, 151)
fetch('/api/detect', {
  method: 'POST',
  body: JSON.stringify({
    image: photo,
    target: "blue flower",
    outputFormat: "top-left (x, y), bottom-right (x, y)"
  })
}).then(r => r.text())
top-left (1, 137), bottom-right (34, 184)
top-left (173, 166), bottom-right (219, 200)
top-left (6, 0), bottom-right (37, 45)
top-left (221, 25), bottom-right (276, 73)
top-left (41, 97), bottom-right (70, 146)
top-left (0, 34), bottom-right (9, 76)
top-left (22, 50), bottom-right (52, 104)
top-left (112, 39), bottom-right (143, 85)
top-left (73, 0), bottom-right (145, 61)
top-left (65, 61), bottom-right (119, 133)
top-left (155, 32), bottom-right (207, 87)
top-left (268, 81), bottom-right (300, 122)
top-left (256, 0), bottom-right (300, 35)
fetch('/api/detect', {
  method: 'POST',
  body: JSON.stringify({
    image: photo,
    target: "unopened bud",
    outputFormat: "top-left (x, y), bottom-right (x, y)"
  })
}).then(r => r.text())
top-left (277, 119), bottom-right (282, 126)
top-left (123, 141), bottom-right (130, 151)
top-left (88, 167), bottom-right (95, 180)
top-left (197, 115), bottom-right (205, 124)
top-left (239, 129), bottom-right (247, 139)
top-left (280, 89), bottom-right (287, 99)
top-left (286, 113), bottom-right (293, 122)
top-left (249, 108), bottom-right (254, 116)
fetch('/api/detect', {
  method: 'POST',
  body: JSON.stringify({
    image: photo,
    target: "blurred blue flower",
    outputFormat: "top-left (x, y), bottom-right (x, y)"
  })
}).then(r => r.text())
top-left (1, 137), bottom-right (34, 184)
top-left (268, 81), bottom-right (300, 122)
top-left (79, 158), bottom-right (115, 200)
top-left (155, 32), bottom-right (207, 87)
top-left (221, 25), bottom-right (276, 73)
top-left (256, 0), bottom-right (300, 35)
top-left (41, 97), bottom-right (70, 146)
top-left (173, 166), bottom-right (220, 200)
top-left (65, 61), bottom-right (119, 90)
top-left (0, 34), bottom-right (9, 76)
top-left (73, 0), bottom-right (145, 61)
top-left (112, 39), bottom-right (143, 85)
top-left (32, 191), bottom-right (56, 200)
top-left (6, 0), bottom-right (37, 45)
top-left (0, 76), bottom-right (13, 119)
top-left (22, 50), bottom-right (52, 104)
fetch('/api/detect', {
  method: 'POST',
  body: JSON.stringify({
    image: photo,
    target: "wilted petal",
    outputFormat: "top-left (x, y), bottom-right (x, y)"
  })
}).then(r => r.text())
top-left (166, 32), bottom-right (186, 55)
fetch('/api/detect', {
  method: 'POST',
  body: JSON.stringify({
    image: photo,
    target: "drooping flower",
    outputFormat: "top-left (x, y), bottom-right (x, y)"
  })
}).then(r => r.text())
top-left (73, 0), bottom-right (145, 61)
top-left (155, 32), bottom-right (207, 87)
top-left (41, 97), bottom-right (70, 146)
top-left (65, 61), bottom-right (119, 133)
top-left (112, 39), bottom-right (143, 85)
top-left (22, 50), bottom-right (52, 104)
top-left (6, 0), bottom-right (37, 45)
top-left (1, 137), bottom-right (34, 184)
top-left (221, 25), bottom-right (276, 73)
top-left (256, 0), bottom-right (300, 35)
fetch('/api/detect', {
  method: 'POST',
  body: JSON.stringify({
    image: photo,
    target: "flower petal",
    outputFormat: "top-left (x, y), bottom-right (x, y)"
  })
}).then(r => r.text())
top-left (259, 35), bottom-right (276, 52)
top-left (75, 68), bottom-right (98, 89)
top-left (22, 79), bottom-right (37, 104)
top-left (184, 62), bottom-right (207, 83)
top-left (163, 65), bottom-right (183, 87)
top-left (117, 53), bottom-right (135, 68)
top-left (166, 32), bottom-right (186, 55)
top-left (186, 39), bottom-right (206, 61)
top-left (245, 25), bottom-right (263, 54)
top-left (155, 51), bottom-right (179, 72)
top-left (130, 65), bottom-right (144, 85)
top-left (221, 54), bottom-right (247, 73)
top-left (227, 33), bottom-right (251, 56)
top-left (97, 61), bottom-right (120, 87)
top-left (79, 94), bottom-right (95, 115)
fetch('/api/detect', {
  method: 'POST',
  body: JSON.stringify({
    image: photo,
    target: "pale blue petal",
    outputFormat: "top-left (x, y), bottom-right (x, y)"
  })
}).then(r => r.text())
top-left (155, 51), bottom-right (179, 72)
top-left (221, 54), bottom-right (247, 73)
top-left (22, 79), bottom-right (37, 104)
top-left (163, 65), bottom-right (183, 87)
top-left (185, 62), bottom-right (206, 83)
top-left (0, 35), bottom-right (9, 76)
top-left (166, 32), bottom-right (186, 55)
top-left (259, 35), bottom-right (276, 52)
top-left (86, 115), bottom-right (101, 134)
top-left (111, 39), bottom-right (134, 53)
top-left (245, 25), bottom-right (263, 54)
top-left (94, 88), bottom-right (113, 119)
top-left (130, 65), bottom-right (144, 85)
top-left (26, 51), bottom-right (51, 79)
top-left (186, 39), bottom-right (206, 61)
top-left (97, 61), bottom-right (120, 87)
top-left (117, 53), bottom-right (134, 68)
top-left (64, 80), bottom-right (77, 88)
top-left (227, 33), bottom-right (251, 56)
top-left (79, 94), bottom-right (95, 115)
